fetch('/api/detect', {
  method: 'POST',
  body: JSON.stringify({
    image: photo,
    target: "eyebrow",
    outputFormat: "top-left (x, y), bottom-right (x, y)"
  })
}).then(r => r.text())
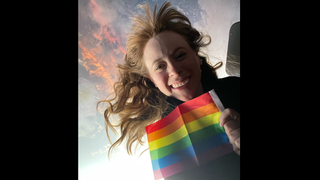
top-left (151, 47), bottom-right (186, 66)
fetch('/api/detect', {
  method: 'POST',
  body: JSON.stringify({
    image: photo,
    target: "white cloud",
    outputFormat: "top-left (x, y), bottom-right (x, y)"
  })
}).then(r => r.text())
top-left (196, 0), bottom-right (240, 78)
top-left (176, 5), bottom-right (186, 16)
top-left (79, 113), bottom-right (98, 138)
top-left (78, 59), bottom-right (84, 67)
top-left (78, 78), bottom-right (104, 138)
top-left (91, 145), bottom-right (109, 156)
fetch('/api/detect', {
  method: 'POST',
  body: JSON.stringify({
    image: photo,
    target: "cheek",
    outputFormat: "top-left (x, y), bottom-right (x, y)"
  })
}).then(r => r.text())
top-left (185, 57), bottom-right (201, 75)
top-left (150, 74), bottom-right (163, 86)
top-left (151, 73), bottom-right (170, 92)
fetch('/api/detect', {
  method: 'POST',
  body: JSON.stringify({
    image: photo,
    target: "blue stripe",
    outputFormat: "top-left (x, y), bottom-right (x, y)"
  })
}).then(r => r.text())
top-left (151, 144), bottom-right (196, 171)
top-left (151, 132), bottom-right (229, 171)
top-left (193, 133), bottom-right (229, 154)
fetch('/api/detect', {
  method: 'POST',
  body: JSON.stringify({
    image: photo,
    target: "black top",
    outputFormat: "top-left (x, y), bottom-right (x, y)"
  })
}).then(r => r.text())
top-left (162, 64), bottom-right (240, 180)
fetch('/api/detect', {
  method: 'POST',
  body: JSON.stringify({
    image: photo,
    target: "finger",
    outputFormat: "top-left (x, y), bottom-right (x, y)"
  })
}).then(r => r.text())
top-left (219, 108), bottom-right (233, 127)
top-left (233, 145), bottom-right (240, 155)
top-left (226, 127), bottom-right (240, 144)
top-left (219, 108), bottom-right (239, 127)
top-left (234, 137), bottom-right (240, 149)
top-left (224, 119), bottom-right (240, 134)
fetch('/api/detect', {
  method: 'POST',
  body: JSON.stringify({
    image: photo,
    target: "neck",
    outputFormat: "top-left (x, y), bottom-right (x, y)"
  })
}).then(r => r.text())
top-left (195, 82), bottom-right (204, 98)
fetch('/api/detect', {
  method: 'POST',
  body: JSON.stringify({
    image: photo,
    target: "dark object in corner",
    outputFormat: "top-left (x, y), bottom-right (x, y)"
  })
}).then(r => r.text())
top-left (226, 21), bottom-right (240, 76)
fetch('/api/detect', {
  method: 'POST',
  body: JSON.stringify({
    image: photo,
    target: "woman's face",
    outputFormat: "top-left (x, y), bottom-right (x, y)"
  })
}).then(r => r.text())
top-left (143, 31), bottom-right (203, 102)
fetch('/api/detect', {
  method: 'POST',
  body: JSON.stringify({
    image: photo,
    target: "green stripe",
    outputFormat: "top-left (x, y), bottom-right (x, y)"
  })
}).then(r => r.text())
top-left (149, 123), bottom-right (226, 161)
top-left (189, 122), bottom-right (225, 143)
top-left (150, 134), bottom-right (192, 161)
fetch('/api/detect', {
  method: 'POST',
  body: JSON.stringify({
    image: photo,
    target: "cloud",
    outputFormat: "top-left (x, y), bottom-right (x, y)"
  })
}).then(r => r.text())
top-left (78, 0), bottom-right (147, 140)
top-left (78, 0), bottom-right (131, 97)
top-left (195, 0), bottom-right (240, 78)
top-left (79, 113), bottom-right (98, 138)
top-left (175, 5), bottom-right (186, 16)
top-left (91, 145), bottom-right (109, 156)
top-left (78, 78), bottom-right (104, 138)
top-left (78, 58), bottom-right (84, 67)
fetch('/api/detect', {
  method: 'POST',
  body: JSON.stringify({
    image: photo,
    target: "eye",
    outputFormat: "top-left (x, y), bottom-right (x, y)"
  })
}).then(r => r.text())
top-left (156, 64), bottom-right (165, 70)
top-left (175, 53), bottom-right (186, 60)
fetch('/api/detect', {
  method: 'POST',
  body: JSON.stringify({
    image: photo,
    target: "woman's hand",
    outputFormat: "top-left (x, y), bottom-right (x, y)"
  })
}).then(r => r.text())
top-left (219, 108), bottom-right (240, 155)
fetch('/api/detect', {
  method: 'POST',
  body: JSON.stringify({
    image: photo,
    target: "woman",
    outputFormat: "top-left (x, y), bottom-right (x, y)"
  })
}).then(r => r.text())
top-left (98, 1), bottom-right (240, 179)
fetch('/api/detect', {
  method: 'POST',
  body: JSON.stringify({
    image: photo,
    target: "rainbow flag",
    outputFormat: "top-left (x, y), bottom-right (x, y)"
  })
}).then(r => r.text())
top-left (145, 89), bottom-right (234, 180)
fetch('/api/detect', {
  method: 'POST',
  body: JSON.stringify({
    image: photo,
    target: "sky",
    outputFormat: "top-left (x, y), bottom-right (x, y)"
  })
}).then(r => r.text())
top-left (78, 0), bottom-right (240, 179)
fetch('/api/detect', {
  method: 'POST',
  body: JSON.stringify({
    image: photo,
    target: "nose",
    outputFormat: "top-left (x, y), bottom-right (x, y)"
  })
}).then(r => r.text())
top-left (167, 60), bottom-right (181, 77)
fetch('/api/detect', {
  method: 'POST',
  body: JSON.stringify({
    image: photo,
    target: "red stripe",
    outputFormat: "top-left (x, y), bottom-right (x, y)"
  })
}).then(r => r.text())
top-left (146, 106), bottom-right (181, 134)
top-left (146, 92), bottom-right (214, 135)
top-left (179, 92), bottom-right (214, 114)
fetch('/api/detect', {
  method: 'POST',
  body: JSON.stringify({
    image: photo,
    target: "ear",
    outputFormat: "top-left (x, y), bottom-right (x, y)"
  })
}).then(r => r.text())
top-left (147, 74), bottom-right (157, 87)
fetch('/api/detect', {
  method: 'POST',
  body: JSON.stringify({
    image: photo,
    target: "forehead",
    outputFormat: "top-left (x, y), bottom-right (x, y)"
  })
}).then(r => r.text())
top-left (154, 31), bottom-right (188, 49)
top-left (143, 31), bottom-right (189, 62)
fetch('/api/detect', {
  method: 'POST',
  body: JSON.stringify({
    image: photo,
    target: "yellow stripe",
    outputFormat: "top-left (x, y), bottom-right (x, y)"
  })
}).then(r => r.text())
top-left (148, 112), bottom-right (221, 151)
top-left (185, 112), bottom-right (221, 133)
top-left (147, 103), bottom-right (217, 142)
top-left (148, 124), bottom-right (188, 151)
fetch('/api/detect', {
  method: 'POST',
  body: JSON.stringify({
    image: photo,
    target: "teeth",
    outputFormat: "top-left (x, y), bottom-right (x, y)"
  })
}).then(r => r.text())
top-left (172, 78), bottom-right (189, 88)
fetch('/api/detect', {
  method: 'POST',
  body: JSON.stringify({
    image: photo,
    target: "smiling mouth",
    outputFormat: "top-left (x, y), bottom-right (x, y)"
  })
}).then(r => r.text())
top-left (170, 78), bottom-right (189, 88)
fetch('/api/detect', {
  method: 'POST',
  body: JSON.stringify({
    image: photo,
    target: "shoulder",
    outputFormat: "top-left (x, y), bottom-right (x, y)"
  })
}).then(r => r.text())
top-left (214, 76), bottom-right (240, 91)
top-left (216, 76), bottom-right (240, 85)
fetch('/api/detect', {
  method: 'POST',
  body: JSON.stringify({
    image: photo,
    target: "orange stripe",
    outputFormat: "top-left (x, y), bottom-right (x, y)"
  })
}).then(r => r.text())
top-left (183, 102), bottom-right (219, 124)
top-left (147, 116), bottom-right (184, 142)
top-left (147, 102), bottom-right (219, 142)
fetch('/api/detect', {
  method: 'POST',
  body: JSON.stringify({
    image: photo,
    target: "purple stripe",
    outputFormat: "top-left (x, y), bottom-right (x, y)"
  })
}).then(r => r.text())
top-left (198, 142), bottom-right (233, 165)
top-left (153, 143), bottom-right (233, 179)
